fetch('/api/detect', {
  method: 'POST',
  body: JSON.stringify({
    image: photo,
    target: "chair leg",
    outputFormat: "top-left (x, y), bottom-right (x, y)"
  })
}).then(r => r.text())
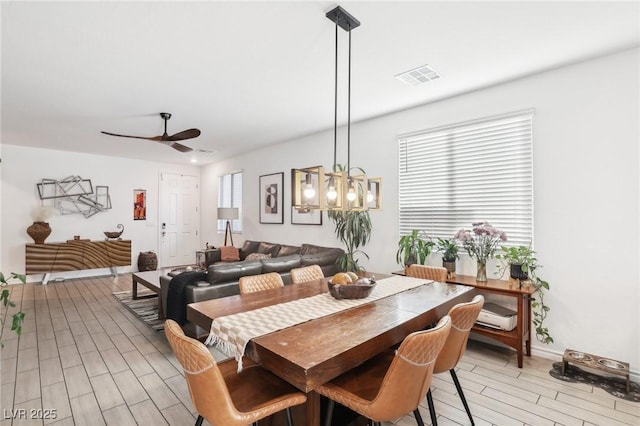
top-left (286, 407), bottom-right (294, 426)
top-left (426, 389), bottom-right (437, 426)
top-left (324, 399), bottom-right (335, 426)
top-left (195, 415), bottom-right (203, 426)
top-left (450, 369), bottom-right (474, 426)
top-left (413, 408), bottom-right (425, 426)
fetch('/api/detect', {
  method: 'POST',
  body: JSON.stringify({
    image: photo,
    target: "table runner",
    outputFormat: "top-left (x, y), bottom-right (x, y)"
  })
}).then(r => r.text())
top-left (205, 275), bottom-right (433, 371)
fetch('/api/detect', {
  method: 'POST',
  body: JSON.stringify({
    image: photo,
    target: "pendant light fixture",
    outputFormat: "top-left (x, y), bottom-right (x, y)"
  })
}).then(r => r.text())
top-left (292, 5), bottom-right (382, 212)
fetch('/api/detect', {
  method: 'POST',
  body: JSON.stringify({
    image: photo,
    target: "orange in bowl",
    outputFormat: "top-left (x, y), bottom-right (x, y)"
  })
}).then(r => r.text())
top-left (331, 272), bottom-right (353, 285)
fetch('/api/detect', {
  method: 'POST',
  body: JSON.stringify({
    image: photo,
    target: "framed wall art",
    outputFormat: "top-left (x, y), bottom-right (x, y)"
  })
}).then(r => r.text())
top-left (291, 206), bottom-right (322, 225)
top-left (133, 189), bottom-right (146, 220)
top-left (259, 172), bottom-right (284, 224)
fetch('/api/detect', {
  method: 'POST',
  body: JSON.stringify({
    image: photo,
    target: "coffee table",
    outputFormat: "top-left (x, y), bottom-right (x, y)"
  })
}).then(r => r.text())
top-left (131, 269), bottom-right (166, 319)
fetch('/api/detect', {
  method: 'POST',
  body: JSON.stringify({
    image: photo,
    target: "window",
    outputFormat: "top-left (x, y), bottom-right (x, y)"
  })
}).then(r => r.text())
top-left (398, 110), bottom-right (533, 247)
top-left (218, 171), bottom-right (242, 233)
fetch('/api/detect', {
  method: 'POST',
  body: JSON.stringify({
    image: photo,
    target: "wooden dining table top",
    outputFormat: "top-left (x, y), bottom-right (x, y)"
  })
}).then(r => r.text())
top-left (187, 274), bottom-right (476, 393)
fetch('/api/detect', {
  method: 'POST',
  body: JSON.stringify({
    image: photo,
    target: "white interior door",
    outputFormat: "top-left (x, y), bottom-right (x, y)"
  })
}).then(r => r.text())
top-left (159, 173), bottom-right (199, 267)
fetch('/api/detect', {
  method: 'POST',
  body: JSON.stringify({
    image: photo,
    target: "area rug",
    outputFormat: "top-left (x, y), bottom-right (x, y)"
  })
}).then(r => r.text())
top-left (113, 290), bottom-right (164, 332)
top-left (549, 361), bottom-right (640, 402)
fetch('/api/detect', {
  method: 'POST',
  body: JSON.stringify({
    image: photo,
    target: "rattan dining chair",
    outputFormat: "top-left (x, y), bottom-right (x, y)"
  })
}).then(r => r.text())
top-left (239, 272), bottom-right (284, 294)
top-left (164, 320), bottom-right (306, 426)
top-left (405, 264), bottom-right (448, 282)
top-left (422, 294), bottom-right (484, 426)
top-left (290, 264), bottom-right (324, 284)
top-left (319, 316), bottom-right (452, 426)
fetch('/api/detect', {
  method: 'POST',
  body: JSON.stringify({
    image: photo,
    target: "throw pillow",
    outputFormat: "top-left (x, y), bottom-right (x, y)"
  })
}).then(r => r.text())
top-left (245, 252), bottom-right (272, 261)
top-left (220, 246), bottom-right (240, 261)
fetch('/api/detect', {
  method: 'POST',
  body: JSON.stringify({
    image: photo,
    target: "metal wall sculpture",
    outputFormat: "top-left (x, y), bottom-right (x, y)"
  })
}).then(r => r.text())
top-left (37, 175), bottom-right (111, 218)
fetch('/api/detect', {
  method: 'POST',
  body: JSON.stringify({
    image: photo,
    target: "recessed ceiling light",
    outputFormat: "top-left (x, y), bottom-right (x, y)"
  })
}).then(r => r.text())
top-left (190, 158), bottom-right (198, 163)
top-left (395, 64), bottom-right (440, 86)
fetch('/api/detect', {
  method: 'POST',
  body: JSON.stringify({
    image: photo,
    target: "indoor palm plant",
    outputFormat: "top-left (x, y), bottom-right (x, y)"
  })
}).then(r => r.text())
top-left (327, 165), bottom-right (375, 272)
top-left (328, 208), bottom-right (372, 272)
top-left (396, 230), bottom-right (435, 267)
top-left (496, 245), bottom-right (553, 344)
top-left (1, 272), bottom-right (26, 348)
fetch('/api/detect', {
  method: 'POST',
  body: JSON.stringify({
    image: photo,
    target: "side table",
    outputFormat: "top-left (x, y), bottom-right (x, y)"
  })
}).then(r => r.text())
top-left (446, 274), bottom-right (534, 368)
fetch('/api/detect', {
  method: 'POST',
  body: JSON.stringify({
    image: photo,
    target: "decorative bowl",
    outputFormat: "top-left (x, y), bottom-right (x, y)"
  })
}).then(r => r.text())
top-left (327, 279), bottom-right (376, 300)
top-left (104, 224), bottom-right (124, 239)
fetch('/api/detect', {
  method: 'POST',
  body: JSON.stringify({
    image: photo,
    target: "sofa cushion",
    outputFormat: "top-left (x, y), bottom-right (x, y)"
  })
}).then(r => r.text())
top-left (245, 252), bottom-right (271, 261)
top-left (301, 243), bottom-right (342, 256)
top-left (278, 244), bottom-right (301, 257)
top-left (260, 254), bottom-right (302, 274)
top-left (239, 240), bottom-right (261, 260)
top-left (207, 260), bottom-right (263, 284)
top-left (258, 242), bottom-right (281, 257)
top-left (220, 246), bottom-right (240, 261)
top-left (300, 247), bottom-right (344, 267)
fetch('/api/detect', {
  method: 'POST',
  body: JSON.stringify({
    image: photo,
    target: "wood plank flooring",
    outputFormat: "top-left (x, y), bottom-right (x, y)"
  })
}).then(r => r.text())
top-left (1, 274), bottom-right (638, 425)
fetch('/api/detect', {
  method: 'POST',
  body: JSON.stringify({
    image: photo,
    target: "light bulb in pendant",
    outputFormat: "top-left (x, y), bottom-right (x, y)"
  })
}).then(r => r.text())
top-left (326, 177), bottom-right (338, 201)
top-left (303, 173), bottom-right (315, 199)
top-left (346, 179), bottom-right (356, 202)
top-left (366, 182), bottom-right (374, 203)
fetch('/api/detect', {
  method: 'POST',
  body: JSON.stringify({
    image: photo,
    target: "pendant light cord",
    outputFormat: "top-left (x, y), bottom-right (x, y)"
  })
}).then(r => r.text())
top-left (333, 23), bottom-right (338, 173)
top-left (347, 26), bottom-right (352, 178)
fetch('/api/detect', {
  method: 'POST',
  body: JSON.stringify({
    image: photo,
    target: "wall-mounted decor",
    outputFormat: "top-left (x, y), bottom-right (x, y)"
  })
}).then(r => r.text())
top-left (37, 176), bottom-right (111, 218)
top-left (291, 206), bottom-right (322, 225)
top-left (134, 189), bottom-right (146, 220)
top-left (259, 172), bottom-right (284, 224)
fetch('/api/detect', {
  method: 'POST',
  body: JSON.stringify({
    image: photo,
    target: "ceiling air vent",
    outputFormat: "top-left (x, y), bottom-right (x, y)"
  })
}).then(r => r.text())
top-left (395, 64), bottom-right (440, 86)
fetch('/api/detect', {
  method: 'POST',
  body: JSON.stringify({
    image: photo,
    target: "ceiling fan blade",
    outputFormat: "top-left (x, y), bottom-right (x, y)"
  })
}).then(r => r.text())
top-left (166, 128), bottom-right (201, 141)
top-left (101, 131), bottom-right (162, 141)
top-left (167, 141), bottom-right (193, 152)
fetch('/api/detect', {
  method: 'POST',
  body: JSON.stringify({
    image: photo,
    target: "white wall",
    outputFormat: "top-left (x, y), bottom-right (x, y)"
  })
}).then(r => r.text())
top-left (201, 48), bottom-right (639, 375)
top-left (0, 145), bottom-right (200, 279)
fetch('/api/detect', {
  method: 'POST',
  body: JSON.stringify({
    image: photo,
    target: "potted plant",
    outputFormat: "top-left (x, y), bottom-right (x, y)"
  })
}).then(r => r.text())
top-left (396, 230), bottom-right (435, 267)
top-left (495, 245), bottom-right (536, 280)
top-left (496, 245), bottom-right (553, 344)
top-left (328, 209), bottom-right (372, 272)
top-left (436, 238), bottom-right (459, 276)
top-left (1, 272), bottom-right (26, 348)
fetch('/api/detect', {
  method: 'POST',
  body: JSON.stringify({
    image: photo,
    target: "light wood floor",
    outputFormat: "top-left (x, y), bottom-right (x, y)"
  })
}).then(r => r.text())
top-left (1, 274), bottom-right (638, 426)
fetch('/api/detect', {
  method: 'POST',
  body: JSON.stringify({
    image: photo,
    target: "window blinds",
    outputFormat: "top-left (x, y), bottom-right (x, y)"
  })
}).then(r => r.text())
top-left (398, 110), bottom-right (534, 247)
top-left (218, 171), bottom-right (243, 233)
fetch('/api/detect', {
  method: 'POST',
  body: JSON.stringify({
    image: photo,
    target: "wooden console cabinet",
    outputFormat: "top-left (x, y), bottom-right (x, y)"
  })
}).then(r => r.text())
top-left (447, 274), bottom-right (534, 368)
top-left (26, 240), bottom-right (131, 284)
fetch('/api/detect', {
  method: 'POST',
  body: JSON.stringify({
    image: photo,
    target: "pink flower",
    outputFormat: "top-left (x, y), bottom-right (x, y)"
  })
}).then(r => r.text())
top-left (454, 221), bottom-right (507, 263)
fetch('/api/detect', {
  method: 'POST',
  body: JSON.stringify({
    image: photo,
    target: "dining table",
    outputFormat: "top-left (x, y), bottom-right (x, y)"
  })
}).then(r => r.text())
top-left (187, 273), bottom-right (476, 426)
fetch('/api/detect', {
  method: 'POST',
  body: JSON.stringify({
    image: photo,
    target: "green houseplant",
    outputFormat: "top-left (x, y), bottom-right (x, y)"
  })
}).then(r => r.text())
top-left (1, 272), bottom-right (26, 348)
top-left (436, 237), bottom-right (459, 275)
top-left (327, 165), bottom-right (375, 272)
top-left (328, 209), bottom-right (372, 272)
top-left (396, 230), bottom-right (435, 267)
top-left (496, 245), bottom-right (553, 344)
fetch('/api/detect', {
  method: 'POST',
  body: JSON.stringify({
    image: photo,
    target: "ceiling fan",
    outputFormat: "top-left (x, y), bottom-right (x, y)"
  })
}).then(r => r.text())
top-left (101, 112), bottom-right (200, 152)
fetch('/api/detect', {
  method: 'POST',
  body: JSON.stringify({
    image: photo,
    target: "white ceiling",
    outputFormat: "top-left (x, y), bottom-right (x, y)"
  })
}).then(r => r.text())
top-left (2, 1), bottom-right (638, 166)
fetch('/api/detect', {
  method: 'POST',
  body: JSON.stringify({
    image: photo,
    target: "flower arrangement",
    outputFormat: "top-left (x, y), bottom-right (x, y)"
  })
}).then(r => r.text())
top-left (454, 222), bottom-right (507, 264)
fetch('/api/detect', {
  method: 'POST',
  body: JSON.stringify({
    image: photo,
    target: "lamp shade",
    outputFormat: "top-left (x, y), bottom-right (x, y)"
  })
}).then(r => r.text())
top-left (217, 207), bottom-right (239, 220)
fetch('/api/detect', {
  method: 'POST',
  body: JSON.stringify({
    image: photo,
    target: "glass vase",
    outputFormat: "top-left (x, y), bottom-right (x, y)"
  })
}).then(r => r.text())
top-left (476, 261), bottom-right (487, 282)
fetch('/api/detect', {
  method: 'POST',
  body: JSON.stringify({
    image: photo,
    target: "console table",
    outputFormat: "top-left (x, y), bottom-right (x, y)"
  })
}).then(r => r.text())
top-left (446, 274), bottom-right (534, 368)
top-left (26, 240), bottom-right (131, 284)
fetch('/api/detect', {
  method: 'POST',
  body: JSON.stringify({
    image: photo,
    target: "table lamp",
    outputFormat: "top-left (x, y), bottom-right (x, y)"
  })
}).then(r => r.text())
top-left (217, 207), bottom-right (239, 246)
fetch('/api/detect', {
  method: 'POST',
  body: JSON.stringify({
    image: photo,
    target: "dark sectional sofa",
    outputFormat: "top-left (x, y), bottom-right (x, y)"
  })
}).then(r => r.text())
top-left (160, 240), bottom-right (344, 337)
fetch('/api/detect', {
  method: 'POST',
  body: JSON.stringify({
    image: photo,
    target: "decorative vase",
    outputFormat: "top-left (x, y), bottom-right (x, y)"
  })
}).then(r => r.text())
top-left (26, 221), bottom-right (52, 244)
top-left (476, 261), bottom-right (487, 282)
top-left (137, 251), bottom-right (158, 271)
